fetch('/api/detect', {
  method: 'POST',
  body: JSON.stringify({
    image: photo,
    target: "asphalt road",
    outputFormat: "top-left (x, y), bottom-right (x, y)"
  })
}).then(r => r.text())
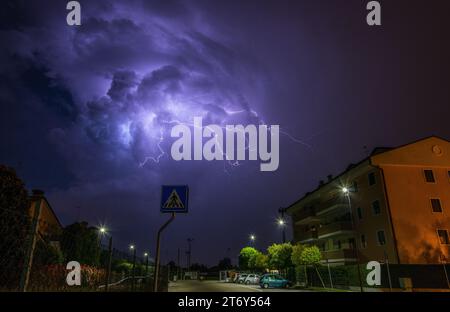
top-left (169, 280), bottom-right (308, 292)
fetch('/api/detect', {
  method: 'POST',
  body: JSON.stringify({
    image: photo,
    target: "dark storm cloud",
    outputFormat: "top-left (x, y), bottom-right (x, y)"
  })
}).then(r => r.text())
top-left (2, 0), bottom-right (450, 266)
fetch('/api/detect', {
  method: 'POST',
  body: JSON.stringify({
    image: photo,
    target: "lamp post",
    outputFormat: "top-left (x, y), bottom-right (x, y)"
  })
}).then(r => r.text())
top-left (186, 238), bottom-right (194, 271)
top-left (144, 252), bottom-right (149, 277)
top-left (278, 207), bottom-right (287, 243)
top-left (129, 244), bottom-right (136, 291)
top-left (98, 227), bottom-right (113, 292)
top-left (249, 234), bottom-right (256, 246)
top-left (342, 187), bottom-right (364, 292)
top-left (277, 218), bottom-right (286, 243)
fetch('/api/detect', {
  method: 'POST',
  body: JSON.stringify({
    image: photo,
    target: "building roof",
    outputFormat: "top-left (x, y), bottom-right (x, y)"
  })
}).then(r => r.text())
top-left (284, 135), bottom-right (449, 214)
top-left (30, 189), bottom-right (63, 229)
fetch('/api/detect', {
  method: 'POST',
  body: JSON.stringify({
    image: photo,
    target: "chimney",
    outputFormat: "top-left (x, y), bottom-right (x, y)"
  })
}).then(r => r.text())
top-left (319, 180), bottom-right (324, 187)
top-left (327, 174), bottom-right (333, 182)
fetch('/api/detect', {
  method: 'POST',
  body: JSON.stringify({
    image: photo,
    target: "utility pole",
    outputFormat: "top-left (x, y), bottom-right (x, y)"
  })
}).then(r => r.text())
top-left (187, 238), bottom-right (193, 271)
top-left (177, 248), bottom-right (180, 280)
top-left (343, 188), bottom-right (364, 292)
top-left (153, 213), bottom-right (176, 292)
top-left (105, 236), bottom-right (113, 292)
top-left (131, 246), bottom-right (137, 291)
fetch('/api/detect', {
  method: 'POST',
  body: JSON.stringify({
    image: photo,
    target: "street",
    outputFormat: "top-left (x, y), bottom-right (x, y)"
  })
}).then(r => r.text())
top-left (169, 280), bottom-right (309, 292)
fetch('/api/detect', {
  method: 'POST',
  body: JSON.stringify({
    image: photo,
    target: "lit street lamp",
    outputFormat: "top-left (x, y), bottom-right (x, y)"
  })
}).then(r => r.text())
top-left (277, 218), bottom-right (286, 243)
top-left (129, 244), bottom-right (137, 291)
top-left (342, 186), bottom-right (364, 292)
top-left (278, 207), bottom-right (287, 243)
top-left (249, 234), bottom-right (256, 246)
top-left (98, 226), bottom-right (113, 292)
top-left (144, 252), bottom-right (149, 278)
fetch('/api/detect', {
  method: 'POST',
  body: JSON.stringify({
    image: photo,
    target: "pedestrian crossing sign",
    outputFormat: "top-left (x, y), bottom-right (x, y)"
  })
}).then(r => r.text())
top-left (160, 185), bottom-right (189, 213)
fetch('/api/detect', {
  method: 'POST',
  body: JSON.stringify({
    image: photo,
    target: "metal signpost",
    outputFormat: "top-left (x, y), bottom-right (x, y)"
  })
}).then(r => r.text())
top-left (153, 185), bottom-right (189, 292)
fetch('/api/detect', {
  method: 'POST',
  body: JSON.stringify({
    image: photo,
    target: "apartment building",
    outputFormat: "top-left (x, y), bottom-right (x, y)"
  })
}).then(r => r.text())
top-left (286, 136), bottom-right (450, 265)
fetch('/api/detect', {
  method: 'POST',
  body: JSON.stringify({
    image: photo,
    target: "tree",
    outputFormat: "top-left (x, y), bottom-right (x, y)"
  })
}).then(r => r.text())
top-left (300, 246), bottom-right (322, 265)
top-left (60, 222), bottom-right (102, 266)
top-left (291, 244), bottom-right (324, 287)
top-left (267, 243), bottom-right (292, 271)
top-left (254, 252), bottom-right (269, 272)
top-left (238, 247), bottom-right (259, 270)
top-left (0, 165), bottom-right (31, 288)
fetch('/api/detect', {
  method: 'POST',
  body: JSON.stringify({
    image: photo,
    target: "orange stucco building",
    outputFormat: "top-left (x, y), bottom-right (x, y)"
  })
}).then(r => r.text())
top-left (287, 136), bottom-right (450, 265)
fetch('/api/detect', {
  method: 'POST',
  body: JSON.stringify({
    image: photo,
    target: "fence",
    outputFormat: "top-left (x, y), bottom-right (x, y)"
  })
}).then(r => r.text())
top-left (293, 262), bottom-right (450, 291)
top-left (0, 207), bottom-right (168, 292)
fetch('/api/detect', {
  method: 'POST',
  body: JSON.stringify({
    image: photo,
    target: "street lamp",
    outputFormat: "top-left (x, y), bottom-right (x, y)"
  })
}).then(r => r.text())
top-left (97, 226), bottom-right (113, 292)
top-left (342, 186), bottom-right (364, 292)
top-left (249, 234), bottom-right (256, 244)
top-left (278, 207), bottom-right (287, 243)
top-left (144, 252), bottom-right (149, 279)
top-left (129, 244), bottom-right (137, 291)
top-left (277, 218), bottom-right (286, 243)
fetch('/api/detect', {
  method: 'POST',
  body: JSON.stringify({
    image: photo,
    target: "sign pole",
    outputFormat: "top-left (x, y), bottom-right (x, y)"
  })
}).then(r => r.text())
top-left (153, 212), bottom-right (176, 292)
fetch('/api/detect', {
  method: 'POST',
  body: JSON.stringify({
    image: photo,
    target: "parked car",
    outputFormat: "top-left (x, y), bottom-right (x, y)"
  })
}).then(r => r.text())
top-left (244, 274), bottom-right (260, 285)
top-left (259, 274), bottom-right (290, 289)
top-left (237, 273), bottom-right (249, 284)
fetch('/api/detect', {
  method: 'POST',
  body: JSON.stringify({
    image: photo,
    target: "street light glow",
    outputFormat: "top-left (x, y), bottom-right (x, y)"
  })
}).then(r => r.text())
top-left (342, 187), bottom-right (349, 194)
top-left (99, 227), bottom-right (106, 234)
top-left (277, 219), bottom-right (285, 226)
top-left (249, 234), bottom-right (256, 241)
top-left (129, 244), bottom-right (135, 250)
top-left (144, 252), bottom-right (148, 257)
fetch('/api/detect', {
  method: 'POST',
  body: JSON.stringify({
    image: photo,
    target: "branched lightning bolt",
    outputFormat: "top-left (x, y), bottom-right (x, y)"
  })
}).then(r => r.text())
top-left (139, 127), bottom-right (166, 167)
top-left (138, 109), bottom-right (315, 172)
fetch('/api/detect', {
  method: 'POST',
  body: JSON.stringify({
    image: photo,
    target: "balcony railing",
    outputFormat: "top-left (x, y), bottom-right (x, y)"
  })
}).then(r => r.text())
top-left (318, 222), bottom-right (354, 238)
top-left (321, 249), bottom-right (356, 261)
top-left (316, 202), bottom-right (348, 216)
top-left (297, 230), bottom-right (318, 243)
top-left (294, 207), bottom-right (321, 225)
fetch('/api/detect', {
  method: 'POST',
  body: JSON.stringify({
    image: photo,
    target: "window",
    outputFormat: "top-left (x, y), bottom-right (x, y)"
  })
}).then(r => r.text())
top-left (360, 234), bottom-right (367, 248)
top-left (348, 238), bottom-right (356, 249)
top-left (352, 181), bottom-right (358, 192)
top-left (368, 172), bottom-right (376, 186)
top-left (334, 239), bottom-right (341, 250)
top-left (437, 230), bottom-right (450, 245)
top-left (431, 198), bottom-right (443, 213)
top-left (377, 230), bottom-right (386, 245)
top-left (372, 200), bottom-right (381, 215)
top-left (357, 207), bottom-right (363, 220)
top-left (424, 169), bottom-right (435, 183)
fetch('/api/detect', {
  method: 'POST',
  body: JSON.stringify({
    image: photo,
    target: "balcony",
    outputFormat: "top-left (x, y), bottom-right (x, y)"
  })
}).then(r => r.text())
top-left (297, 230), bottom-right (318, 243)
top-left (321, 249), bottom-right (357, 262)
top-left (294, 207), bottom-right (321, 225)
top-left (318, 222), bottom-right (354, 239)
top-left (316, 203), bottom-right (348, 216)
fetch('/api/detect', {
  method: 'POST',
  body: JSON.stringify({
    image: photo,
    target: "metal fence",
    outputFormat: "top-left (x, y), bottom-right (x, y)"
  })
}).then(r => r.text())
top-left (292, 262), bottom-right (450, 291)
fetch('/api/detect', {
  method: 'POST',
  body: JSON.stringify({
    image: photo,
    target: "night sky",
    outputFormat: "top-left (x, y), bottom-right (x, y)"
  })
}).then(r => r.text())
top-left (1, 0), bottom-right (450, 266)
